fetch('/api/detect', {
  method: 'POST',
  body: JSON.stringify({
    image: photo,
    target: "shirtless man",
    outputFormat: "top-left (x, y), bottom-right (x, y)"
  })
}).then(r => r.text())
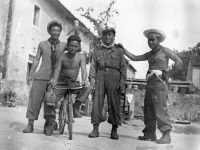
top-left (23, 20), bottom-right (66, 134)
top-left (120, 29), bottom-right (183, 144)
top-left (45, 35), bottom-right (87, 136)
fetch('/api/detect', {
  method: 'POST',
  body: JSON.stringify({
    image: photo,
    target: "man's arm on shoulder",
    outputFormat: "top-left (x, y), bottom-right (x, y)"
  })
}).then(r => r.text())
top-left (79, 53), bottom-right (87, 85)
top-left (163, 47), bottom-right (183, 77)
top-left (117, 43), bottom-right (148, 61)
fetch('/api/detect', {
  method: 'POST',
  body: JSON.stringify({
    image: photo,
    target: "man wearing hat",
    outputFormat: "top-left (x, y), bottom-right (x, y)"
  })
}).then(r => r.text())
top-left (23, 20), bottom-right (66, 134)
top-left (119, 29), bottom-right (183, 144)
top-left (88, 22), bottom-right (127, 140)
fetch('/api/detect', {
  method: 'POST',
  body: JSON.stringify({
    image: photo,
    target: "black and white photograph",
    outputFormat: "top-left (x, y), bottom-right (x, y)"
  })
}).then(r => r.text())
top-left (0, 0), bottom-right (200, 149)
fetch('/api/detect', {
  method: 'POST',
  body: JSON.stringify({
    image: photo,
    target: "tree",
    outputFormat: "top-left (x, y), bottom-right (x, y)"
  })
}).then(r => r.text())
top-left (169, 42), bottom-right (200, 80)
top-left (75, 0), bottom-right (119, 62)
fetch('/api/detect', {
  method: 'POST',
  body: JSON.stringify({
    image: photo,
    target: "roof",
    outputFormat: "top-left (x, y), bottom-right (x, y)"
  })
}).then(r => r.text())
top-left (126, 59), bottom-right (136, 72)
top-left (47, 0), bottom-right (92, 36)
top-left (190, 55), bottom-right (200, 66)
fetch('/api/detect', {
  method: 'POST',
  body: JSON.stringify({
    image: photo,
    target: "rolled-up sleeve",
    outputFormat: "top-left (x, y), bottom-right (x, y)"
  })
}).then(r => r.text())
top-left (119, 49), bottom-right (127, 85)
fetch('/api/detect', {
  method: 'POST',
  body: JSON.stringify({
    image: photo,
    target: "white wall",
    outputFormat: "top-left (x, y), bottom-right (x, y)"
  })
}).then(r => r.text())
top-left (6, 0), bottom-right (90, 82)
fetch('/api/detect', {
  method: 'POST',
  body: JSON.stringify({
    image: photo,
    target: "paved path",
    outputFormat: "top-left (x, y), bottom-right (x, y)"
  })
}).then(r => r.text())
top-left (0, 105), bottom-right (200, 150)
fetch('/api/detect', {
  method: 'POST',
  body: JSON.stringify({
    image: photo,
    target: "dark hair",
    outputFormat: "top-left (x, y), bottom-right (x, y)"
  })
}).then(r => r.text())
top-left (49, 22), bottom-right (62, 31)
top-left (67, 35), bottom-right (81, 44)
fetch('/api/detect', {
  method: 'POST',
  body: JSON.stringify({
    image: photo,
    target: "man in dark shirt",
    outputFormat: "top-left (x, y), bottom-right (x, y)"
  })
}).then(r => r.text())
top-left (120, 29), bottom-right (183, 144)
top-left (23, 20), bottom-right (66, 134)
top-left (88, 22), bottom-right (127, 140)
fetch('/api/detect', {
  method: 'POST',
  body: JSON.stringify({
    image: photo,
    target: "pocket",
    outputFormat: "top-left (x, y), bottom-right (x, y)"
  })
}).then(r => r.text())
top-left (97, 57), bottom-right (102, 61)
top-left (147, 81), bottom-right (165, 92)
top-left (111, 54), bottom-right (120, 59)
top-left (96, 56), bottom-right (104, 68)
top-left (111, 54), bottom-right (120, 68)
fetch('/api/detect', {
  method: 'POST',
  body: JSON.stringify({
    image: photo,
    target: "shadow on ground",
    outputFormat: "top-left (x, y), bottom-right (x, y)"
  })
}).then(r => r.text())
top-left (9, 121), bottom-right (42, 133)
top-left (172, 124), bottom-right (200, 135)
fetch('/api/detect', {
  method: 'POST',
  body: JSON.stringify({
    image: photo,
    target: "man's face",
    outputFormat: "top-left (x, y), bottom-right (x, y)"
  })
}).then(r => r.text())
top-left (101, 31), bottom-right (115, 45)
top-left (50, 26), bottom-right (61, 40)
top-left (67, 41), bottom-right (80, 55)
top-left (147, 34), bottom-right (160, 49)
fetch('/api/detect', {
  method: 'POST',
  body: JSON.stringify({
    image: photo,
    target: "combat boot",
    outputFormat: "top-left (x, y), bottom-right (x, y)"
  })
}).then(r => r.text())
top-left (156, 130), bottom-right (171, 144)
top-left (138, 133), bottom-right (157, 141)
top-left (43, 120), bottom-right (49, 134)
top-left (23, 120), bottom-right (34, 133)
top-left (73, 100), bottom-right (82, 118)
top-left (88, 124), bottom-right (99, 138)
top-left (45, 120), bottom-right (58, 136)
top-left (111, 125), bottom-right (119, 140)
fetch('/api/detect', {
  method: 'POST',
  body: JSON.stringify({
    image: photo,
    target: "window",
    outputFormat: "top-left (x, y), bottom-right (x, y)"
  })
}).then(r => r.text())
top-left (33, 5), bottom-right (40, 27)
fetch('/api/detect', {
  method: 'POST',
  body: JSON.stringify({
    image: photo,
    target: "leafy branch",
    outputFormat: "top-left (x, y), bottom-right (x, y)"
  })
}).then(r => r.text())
top-left (76, 0), bottom-right (118, 35)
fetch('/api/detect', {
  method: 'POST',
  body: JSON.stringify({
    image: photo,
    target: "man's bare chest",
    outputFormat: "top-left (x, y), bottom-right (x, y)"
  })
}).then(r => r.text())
top-left (62, 57), bottom-right (80, 69)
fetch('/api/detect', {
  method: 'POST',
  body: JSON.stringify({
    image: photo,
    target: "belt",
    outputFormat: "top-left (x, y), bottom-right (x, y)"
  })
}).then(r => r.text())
top-left (146, 70), bottom-right (165, 85)
top-left (98, 67), bottom-right (117, 72)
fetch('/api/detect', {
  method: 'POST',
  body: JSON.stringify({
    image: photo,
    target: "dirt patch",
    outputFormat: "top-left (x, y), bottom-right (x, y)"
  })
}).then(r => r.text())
top-left (129, 89), bottom-right (200, 122)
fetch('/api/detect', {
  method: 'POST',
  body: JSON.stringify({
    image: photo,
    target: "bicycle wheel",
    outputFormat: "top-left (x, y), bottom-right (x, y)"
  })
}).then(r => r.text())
top-left (59, 102), bottom-right (66, 134)
top-left (67, 102), bottom-right (73, 140)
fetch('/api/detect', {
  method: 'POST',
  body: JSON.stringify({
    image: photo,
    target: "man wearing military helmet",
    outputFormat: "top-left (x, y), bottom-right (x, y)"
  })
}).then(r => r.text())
top-left (119, 29), bottom-right (183, 144)
top-left (88, 22), bottom-right (127, 140)
top-left (23, 20), bottom-right (66, 135)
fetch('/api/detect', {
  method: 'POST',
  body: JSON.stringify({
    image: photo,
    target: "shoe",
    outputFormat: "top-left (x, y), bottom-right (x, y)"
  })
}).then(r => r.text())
top-left (111, 128), bottom-right (119, 140)
top-left (73, 101), bottom-right (82, 118)
top-left (156, 130), bottom-right (171, 144)
top-left (45, 120), bottom-right (58, 136)
top-left (88, 129), bottom-right (99, 138)
top-left (138, 133), bottom-right (157, 141)
top-left (73, 108), bottom-right (82, 118)
top-left (23, 123), bottom-right (34, 133)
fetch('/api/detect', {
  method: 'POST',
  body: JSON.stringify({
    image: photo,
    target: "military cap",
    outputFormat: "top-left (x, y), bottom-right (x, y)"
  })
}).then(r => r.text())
top-left (98, 22), bottom-right (116, 36)
top-left (47, 20), bottom-right (62, 34)
top-left (143, 29), bottom-right (166, 42)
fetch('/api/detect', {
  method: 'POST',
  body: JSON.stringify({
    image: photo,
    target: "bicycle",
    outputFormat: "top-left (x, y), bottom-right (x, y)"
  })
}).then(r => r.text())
top-left (55, 82), bottom-right (84, 140)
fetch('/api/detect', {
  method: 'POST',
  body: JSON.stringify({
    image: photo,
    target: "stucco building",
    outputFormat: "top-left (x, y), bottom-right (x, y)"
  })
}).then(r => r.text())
top-left (0, 0), bottom-right (91, 83)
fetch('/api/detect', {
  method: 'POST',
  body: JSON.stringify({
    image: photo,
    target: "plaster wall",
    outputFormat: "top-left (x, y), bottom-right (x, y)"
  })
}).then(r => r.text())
top-left (6, 0), bottom-right (90, 82)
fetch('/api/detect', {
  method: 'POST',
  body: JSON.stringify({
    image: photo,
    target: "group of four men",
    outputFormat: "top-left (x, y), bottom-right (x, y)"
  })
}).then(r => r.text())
top-left (23, 20), bottom-right (182, 144)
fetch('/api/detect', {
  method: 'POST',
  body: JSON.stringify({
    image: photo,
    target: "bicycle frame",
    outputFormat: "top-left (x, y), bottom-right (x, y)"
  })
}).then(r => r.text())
top-left (56, 85), bottom-right (84, 140)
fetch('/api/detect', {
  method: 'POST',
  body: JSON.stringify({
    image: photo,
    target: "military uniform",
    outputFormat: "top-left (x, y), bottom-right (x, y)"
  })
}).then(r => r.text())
top-left (89, 43), bottom-right (127, 125)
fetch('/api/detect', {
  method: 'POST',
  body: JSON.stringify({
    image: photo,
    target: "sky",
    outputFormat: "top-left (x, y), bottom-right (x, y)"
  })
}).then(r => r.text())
top-left (60, 0), bottom-right (200, 79)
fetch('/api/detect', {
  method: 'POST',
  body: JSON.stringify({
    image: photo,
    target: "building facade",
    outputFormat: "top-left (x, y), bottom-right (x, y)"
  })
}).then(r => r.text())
top-left (126, 60), bottom-right (136, 79)
top-left (0, 0), bottom-right (91, 83)
top-left (186, 56), bottom-right (200, 88)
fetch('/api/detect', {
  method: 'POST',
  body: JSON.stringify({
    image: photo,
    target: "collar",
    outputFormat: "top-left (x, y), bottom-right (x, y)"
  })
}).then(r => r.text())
top-left (48, 38), bottom-right (60, 51)
top-left (150, 45), bottom-right (162, 55)
top-left (101, 41), bottom-right (115, 50)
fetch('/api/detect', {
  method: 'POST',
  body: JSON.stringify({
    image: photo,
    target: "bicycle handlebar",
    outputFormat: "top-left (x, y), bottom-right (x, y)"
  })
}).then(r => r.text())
top-left (54, 84), bottom-right (85, 90)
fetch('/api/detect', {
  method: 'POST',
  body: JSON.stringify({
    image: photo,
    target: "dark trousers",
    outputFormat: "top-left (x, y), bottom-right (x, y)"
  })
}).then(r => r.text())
top-left (91, 69), bottom-right (121, 126)
top-left (26, 80), bottom-right (49, 120)
top-left (143, 77), bottom-right (172, 134)
top-left (44, 83), bottom-right (89, 119)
